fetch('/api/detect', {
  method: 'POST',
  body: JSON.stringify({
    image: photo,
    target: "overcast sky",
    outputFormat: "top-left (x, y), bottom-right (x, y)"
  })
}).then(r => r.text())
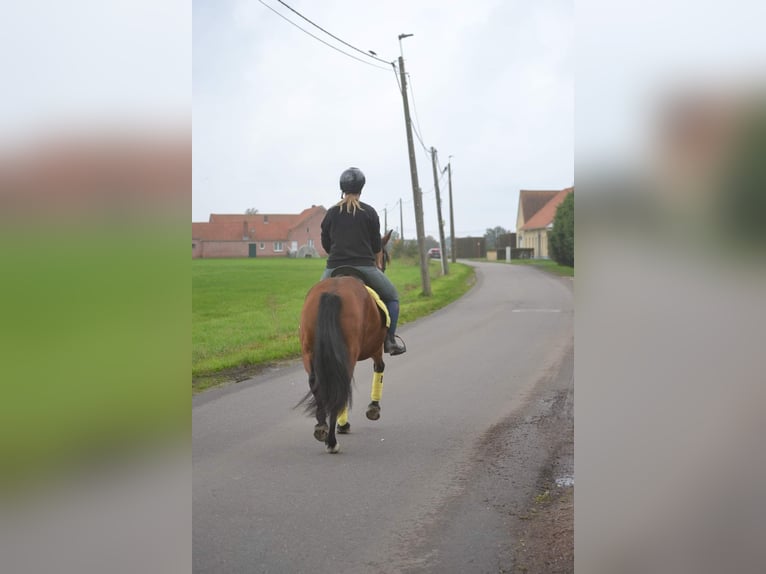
top-left (192, 0), bottom-right (573, 237)
top-left (3, 1), bottom-right (762, 239)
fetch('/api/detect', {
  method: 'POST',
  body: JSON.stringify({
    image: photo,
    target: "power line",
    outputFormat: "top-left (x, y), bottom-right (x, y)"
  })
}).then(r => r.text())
top-left (392, 63), bottom-right (430, 158)
top-left (417, 139), bottom-right (433, 167)
top-left (422, 167), bottom-right (447, 196)
top-left (392, 61), bottom-right (405, 94)
top-left (407, 73), bottom-right (431, 153)
top-left (392, 62), bottom-right (429, 152)
top-left (413, 123), bottom-right (430, 155)
top-left (393, 62), bottom-right (430, 166)
top-left (256, 0), bottom-right (391, 71)
top-left (275, 0), bottom-right (394, 65)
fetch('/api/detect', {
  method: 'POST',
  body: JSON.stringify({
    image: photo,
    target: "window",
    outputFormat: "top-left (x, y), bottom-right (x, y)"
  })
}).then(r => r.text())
top-left (259, 243), bottom-right (265, 250)
top-left (263, 215), bottom-right (269, 224)
top-left (192, 243), bottom-right (196, 248)
top-left (307, 239), bottom-right (314, 248)
top-left (274, 241), bottom-right (283, 252)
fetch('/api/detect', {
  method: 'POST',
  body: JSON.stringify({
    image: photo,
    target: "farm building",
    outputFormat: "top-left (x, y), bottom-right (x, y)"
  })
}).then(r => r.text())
top-left (516, 187), bottom-right (574, 259)
top-left (192, 206), bottom-right (327, 259)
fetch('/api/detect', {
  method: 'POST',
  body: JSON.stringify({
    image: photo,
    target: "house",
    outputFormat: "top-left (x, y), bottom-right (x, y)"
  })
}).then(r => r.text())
top-left (515, 190), bottom-right (558, 235)
top-left (192, 205), bottom-right (327, 259)
top-left (516, 187), bottom-right (574, 258)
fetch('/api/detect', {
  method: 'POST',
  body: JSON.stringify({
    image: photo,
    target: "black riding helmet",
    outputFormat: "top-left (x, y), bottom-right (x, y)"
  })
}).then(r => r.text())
top-left (339, 167), bottom-right (365, 195)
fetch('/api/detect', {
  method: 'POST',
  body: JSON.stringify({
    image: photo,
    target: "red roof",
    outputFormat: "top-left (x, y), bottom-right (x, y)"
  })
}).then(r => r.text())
top-left (519, 190), bottom-right (559, 225)
top-left (520, 187), bottom-right (573, 230)
top-left (192, 222), bottom-right (249, 241)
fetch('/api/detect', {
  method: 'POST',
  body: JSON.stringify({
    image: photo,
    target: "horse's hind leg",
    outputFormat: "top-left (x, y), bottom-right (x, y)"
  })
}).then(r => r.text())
top-left (314, 419), bottom-right (329, 442)
top-left (309, 371), bottom-right (329, 442)
top-left (326, 412), bottom-right (340, 453)
top-left (366, 358), bottom-right (385, 421)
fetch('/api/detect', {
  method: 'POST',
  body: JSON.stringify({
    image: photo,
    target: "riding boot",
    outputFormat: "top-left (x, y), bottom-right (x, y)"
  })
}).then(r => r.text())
top-left (383, 301), bottom-right (406, 355)
top-left (384, 331), bottom-right (407, 355)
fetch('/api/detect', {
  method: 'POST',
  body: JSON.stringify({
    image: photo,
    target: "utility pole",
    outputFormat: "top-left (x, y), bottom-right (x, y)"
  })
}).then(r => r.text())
top-left (397, 34), bottom-right (431, 296)
top-left (430, 147), bottom-right (449, 275)
top-left (448, 160), bottom-right (456, 263)
top-left (383, 207), bottom-right (388, 233)
top-left (398, 198), bottom-right (404, 241)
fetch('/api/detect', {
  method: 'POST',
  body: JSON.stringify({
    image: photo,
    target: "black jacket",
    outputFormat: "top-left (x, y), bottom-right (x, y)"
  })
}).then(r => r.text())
top-left (321, 201), bottom-right (381, 268)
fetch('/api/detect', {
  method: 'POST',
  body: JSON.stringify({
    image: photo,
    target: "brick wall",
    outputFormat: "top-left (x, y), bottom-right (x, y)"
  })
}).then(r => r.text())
top-left (287, 209), bottom-right (327, 256)
top-left (193, 241), bottom-right (250, 259)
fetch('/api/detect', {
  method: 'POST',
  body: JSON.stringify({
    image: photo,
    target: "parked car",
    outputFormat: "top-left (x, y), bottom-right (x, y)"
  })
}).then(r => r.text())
top-left (428, 247), bottom-right (441, 259)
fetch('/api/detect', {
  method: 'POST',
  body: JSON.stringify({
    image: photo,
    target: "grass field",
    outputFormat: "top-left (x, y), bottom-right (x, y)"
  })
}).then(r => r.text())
top-left (193, 257), bottom-right (475, 390)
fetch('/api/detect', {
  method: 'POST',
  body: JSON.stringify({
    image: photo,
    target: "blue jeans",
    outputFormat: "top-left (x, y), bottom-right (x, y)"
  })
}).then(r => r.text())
top-left (321, 265), bottom-right (400, 334)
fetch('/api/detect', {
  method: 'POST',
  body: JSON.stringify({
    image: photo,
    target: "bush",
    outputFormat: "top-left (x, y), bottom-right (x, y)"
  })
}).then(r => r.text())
top-left (548, 193), bottom-right (574, 267)
top-left (390, 239), bottom-right (419, 259)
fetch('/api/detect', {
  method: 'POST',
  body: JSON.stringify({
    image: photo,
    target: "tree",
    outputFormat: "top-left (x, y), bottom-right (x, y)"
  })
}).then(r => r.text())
top-left (390, 239), bottom-right (419, 259)
top-left (389, 235), bottom-right (440, 260)
top-left (424, 235), bottom-right (440, 250)
top-left (245, 208), bottom-right (259, 215)
top-left (548, 193), bottom-right (574, 267)
top-left (484, 226), bottom-right (509, 249)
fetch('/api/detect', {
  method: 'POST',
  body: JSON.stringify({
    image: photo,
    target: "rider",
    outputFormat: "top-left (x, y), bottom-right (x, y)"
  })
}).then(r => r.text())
top-left (320, 167), bottom-right (407, 356)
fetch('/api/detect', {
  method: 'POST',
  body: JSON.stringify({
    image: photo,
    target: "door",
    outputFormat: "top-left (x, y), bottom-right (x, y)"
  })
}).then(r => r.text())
top-left (248, 243), bottom-right (257, 258)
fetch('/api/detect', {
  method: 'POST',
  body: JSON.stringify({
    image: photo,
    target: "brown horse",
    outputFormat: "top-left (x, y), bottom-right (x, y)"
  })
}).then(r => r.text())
top-left (298, 231), bottom-right (392, 453)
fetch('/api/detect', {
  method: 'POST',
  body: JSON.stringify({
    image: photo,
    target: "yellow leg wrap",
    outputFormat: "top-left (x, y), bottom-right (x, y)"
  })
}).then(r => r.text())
top-left (371, 372), bottom-right (384, 402)
top-left (337, 405), bottom-right (348, 427)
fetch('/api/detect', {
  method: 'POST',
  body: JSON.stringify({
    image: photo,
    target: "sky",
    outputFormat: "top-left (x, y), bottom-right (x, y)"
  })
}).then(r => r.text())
top-left (2, 0), bottom-right (761, 239)
top-left (192, 0), bottom-right (574, 237)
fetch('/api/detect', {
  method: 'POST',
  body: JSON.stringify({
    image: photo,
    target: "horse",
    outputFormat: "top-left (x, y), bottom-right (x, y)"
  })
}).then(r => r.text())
top-left (298, 231), bottom-right (393, 453)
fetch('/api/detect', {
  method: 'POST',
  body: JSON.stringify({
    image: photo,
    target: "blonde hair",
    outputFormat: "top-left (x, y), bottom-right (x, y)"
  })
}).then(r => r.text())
top-left (336, 193), bottom-right (365, 215)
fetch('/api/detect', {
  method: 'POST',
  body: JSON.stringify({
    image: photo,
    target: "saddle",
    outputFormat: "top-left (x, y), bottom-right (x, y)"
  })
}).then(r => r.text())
top-left (330, 266), bottom-right (390, 328)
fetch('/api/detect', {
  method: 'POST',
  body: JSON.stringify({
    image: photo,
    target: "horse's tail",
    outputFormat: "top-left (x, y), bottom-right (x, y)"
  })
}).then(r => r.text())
top-left (308, 291), bottom-right (352, 419)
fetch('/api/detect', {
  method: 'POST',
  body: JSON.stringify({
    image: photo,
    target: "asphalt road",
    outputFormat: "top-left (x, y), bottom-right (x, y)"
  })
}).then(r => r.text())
top-left (193, 261), bottom-right (574, 573)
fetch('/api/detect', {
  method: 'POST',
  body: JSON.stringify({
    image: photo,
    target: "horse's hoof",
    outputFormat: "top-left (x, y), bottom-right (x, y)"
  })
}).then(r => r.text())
top-left (337, 422), bottom-right (351, 434)
top-left (313, 424), bottom-right (329, 442)
top-left (366, 402), bottom-right (380, 421)
top-left (326, 442), bottom-right (340, 454)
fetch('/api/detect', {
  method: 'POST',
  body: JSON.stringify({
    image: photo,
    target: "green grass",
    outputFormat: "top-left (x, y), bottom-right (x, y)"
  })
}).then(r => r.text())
top-left (509, 258), bottom-right (574, 277)
top-left (394, 258), bottom-right (474, 323)
top-left (192, 258), bottom-right (322, 379)
top-left (193, 257), bottom-right (474, 391)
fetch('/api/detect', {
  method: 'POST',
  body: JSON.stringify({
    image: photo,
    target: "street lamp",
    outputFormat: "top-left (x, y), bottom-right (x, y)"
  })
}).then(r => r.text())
top-left (398, 33), bottom-right (413, 59)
